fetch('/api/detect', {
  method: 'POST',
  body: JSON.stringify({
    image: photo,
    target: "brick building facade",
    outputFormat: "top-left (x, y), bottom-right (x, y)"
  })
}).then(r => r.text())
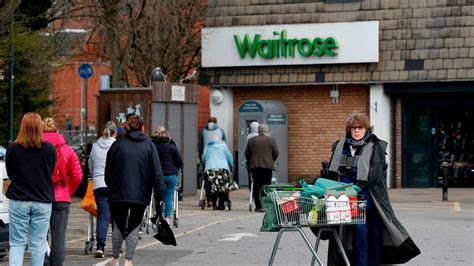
top-left (202, 1), bottom-right (474, 188)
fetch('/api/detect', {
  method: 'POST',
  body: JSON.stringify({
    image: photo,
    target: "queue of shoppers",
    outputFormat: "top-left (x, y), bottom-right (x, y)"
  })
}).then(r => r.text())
top-left (4, 111), bottom-right (420, 266)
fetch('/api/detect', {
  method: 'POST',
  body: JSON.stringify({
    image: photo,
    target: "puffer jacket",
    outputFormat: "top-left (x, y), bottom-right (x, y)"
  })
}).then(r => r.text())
top-left (202, 139), bottom-right (233, 172)
top-left (153, 137), bottom-right (183, 176)
top-left (44, 132), bottom-right (83, 203)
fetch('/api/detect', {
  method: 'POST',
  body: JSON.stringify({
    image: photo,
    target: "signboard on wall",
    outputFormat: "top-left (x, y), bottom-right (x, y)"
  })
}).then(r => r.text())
top-left (202, 21), bottom-right (379, 67)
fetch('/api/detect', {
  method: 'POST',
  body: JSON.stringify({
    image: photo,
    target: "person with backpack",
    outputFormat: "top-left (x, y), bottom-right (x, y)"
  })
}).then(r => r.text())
top-left (42, 117), bottom-right (83, 266)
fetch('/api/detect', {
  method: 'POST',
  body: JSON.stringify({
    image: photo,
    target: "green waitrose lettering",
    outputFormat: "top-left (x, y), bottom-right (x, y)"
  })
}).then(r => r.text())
top-left (233, 30), bottom-right (338, 59)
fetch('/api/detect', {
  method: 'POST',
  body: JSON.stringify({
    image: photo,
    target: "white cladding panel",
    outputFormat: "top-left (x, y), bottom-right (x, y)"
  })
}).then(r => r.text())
top-left (202, 21), bottom-right (379, 68)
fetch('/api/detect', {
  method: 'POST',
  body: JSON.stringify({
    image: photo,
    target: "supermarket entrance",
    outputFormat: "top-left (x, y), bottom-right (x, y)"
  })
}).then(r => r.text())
top-left (403, 93), bottom-right (474, 187)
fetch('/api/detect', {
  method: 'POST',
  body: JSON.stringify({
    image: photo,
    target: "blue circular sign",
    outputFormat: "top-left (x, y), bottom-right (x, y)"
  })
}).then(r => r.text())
top-left (78, 63), bottom-right (93, 79)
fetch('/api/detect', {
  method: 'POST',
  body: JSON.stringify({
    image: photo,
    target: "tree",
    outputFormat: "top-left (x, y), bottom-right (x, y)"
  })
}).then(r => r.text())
top-left (47, 0), bottom-right (207, 87)
top-left (0, 0), bottom-right (53, 146)
top-left (0, 0), bottom-right (21, 29)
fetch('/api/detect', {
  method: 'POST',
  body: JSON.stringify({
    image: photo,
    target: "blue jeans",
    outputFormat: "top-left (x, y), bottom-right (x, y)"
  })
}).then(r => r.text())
top-left (158, 175), bottom-right (177, 218)
top-left (94, 187), bottom-right (111, 247)
top-left (9, 199), bottom-right (52, 266)
top-left (353, 205), bottom-right (382, 266)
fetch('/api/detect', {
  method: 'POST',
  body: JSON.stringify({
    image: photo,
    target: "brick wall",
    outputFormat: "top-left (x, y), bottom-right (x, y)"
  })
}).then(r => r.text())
top-left (233, 84), bottom-right (368, 183)
top-left (205, 1), bottom-right (474, 86)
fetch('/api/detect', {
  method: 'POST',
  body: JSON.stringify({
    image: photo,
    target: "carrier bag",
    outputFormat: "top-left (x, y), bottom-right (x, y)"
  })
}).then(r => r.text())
top-left (314, 177), bottom-right (361, 197)
top-left (259, 183), bottom-right (297, 232)
top-left (80, 179), bottom-right (97, 217)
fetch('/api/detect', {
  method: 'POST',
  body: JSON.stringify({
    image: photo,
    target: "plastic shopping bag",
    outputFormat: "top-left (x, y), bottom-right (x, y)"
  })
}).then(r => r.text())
top-left (80, 179), bottom-right (97, 217)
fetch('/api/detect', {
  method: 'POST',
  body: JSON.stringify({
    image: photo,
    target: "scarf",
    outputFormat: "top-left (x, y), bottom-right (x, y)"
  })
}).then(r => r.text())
top-left (329, 132), bottom-right (374, 181)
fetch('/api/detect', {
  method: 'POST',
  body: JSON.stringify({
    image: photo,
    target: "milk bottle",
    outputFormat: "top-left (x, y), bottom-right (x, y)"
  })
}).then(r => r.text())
top-left (338, 193), bottom-right (351, 223)
top-left (326, 195), bottom-right (338, 224)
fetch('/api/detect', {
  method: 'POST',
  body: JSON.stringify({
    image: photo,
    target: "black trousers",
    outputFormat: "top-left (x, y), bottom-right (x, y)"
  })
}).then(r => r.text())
top-left (44, 202), bottom-right (70, 266)
top-left (109, 202), bottom-right (147, 239)
top-left (251, 168), bottom-right (272, 209)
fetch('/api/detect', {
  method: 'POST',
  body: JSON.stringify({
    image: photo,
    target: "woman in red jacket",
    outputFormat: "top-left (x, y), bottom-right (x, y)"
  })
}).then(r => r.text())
top-left (42, 117), bottom-right (83, 266)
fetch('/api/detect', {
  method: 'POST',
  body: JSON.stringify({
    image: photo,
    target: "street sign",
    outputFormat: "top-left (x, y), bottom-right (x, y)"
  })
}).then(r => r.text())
top-left (78, 63), bottom-right (93, 79)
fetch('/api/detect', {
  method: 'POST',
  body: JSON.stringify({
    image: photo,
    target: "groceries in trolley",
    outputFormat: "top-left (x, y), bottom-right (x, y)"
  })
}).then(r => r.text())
top-left (272, 189), bottom-right (366, 227)
top-left (325, 193), bottom-right (352, 224)
top-left (276, 192), bottom-right (300, 214)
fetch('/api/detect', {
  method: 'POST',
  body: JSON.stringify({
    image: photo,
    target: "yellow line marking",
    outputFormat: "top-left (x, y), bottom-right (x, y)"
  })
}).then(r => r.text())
top-left (453, 202), bottom-right (461, 211)
top-left (94, 213), bottom-right (261, 266)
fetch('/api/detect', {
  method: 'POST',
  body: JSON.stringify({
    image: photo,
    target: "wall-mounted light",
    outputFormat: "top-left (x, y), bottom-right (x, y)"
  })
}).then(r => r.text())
top-left (211, 88), bottom-right (224, 104)
top-left (330, 85), bottom-right (339, 103)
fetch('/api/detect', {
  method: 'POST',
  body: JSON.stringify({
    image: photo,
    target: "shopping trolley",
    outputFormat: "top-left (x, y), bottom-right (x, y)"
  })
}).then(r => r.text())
top-left (248, 173), bottom-right (254, 212)
top-left (84, 213), bottom-right (95, 254)
top-left (198, 173), bottom-right (206, 210)
top-left (172, 170), bottom-right (182, 227)
top-left (268, 190), bottom-right (366, 266)
top-left (141, 191), bottom-right (157, 235)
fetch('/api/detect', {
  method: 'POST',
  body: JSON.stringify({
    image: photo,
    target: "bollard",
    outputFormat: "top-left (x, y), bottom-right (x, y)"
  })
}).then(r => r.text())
top-left (441, 161), bottom-right (450, 201)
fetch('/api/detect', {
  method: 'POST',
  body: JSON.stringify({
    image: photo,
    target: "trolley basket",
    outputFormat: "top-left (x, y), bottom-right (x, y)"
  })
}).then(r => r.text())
top-left (268, 190), bottom-right (366, 266)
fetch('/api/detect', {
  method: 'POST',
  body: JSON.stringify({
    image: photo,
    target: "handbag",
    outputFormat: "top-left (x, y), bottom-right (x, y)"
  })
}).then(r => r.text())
top-left (80, 179), bottom-right (97, 217)
top-left (153, 217), bottom-right (177, 246)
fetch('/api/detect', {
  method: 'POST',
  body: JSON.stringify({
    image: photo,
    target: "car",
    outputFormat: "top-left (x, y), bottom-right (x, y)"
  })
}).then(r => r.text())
top-left (0, 160), bottom-right (9, 260)
top-left (0, 146), bottom-right (5, 161)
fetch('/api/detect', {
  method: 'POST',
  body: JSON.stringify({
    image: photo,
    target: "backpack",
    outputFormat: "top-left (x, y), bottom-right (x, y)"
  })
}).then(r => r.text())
top-left (53, 144), bottom-right (69, 187)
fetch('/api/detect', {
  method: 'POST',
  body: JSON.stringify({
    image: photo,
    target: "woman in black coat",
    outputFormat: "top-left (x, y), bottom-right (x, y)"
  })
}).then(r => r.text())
top-left (153, 128), bottom-right (183, 223)
top-left (319, 113), bottom-right (420, 265)
top-left (105, 115), bottom-right (164, 266)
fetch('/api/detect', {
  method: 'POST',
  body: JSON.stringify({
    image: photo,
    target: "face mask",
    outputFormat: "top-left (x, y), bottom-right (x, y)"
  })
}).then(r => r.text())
top-left (208, 122), bottom-right (216, 129)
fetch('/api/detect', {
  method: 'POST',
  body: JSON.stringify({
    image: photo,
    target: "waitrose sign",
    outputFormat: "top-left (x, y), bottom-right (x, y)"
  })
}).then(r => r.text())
top-left (234, 30), bottom-right (338, 59)
top-left (202, 21), bottom-right (379, 68)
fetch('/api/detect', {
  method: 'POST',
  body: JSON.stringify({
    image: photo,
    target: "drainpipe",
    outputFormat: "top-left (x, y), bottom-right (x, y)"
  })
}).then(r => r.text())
top-left (390, 97), bottom-right (396, 188)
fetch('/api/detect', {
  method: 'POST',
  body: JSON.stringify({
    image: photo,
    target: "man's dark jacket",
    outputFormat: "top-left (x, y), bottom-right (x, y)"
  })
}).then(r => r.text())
top-left (105, 131), bottom-right (165, 204)
top-left (245, 133), bottom-right (279, 170)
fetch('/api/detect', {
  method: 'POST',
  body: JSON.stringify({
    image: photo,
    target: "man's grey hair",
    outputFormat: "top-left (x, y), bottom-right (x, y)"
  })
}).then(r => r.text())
top-left (258, 123), bottom-right (269, 134)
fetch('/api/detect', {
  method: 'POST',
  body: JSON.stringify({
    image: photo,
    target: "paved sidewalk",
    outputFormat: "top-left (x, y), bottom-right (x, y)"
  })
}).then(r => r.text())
top-left (64, 186), bottom-right (474, 257)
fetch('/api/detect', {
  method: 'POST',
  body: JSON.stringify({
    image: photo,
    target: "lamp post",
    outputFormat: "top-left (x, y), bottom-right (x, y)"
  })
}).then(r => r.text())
top-left (9, 14), bottom-right (14, 143)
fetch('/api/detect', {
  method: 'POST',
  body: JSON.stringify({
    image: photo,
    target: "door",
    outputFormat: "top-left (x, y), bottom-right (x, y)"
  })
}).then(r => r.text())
top-left (238, 117), bottom-right (260, 187)
top-left (403, 103), bottom-right (433, 187)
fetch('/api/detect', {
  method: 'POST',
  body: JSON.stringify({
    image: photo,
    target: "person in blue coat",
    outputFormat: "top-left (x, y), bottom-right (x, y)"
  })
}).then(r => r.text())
top-left (201, 137), bottom-right (237, 210)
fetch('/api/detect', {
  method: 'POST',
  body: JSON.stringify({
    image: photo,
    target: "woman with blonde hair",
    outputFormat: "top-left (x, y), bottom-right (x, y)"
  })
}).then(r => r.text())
top-left (89, 121), bottom-right (117, 258)
top-left (152, 128), bottom-right (183, 222)
top-left (5, 112), bottom-right (56, 265)
top-left (42, 117), bottom-right (83, 266)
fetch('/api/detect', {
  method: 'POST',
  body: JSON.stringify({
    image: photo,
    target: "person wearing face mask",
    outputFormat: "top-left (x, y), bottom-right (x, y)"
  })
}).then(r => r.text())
top-left (198, 117), bottom-right (227, 208)
top-left (315, 113), bottom-right (420, 266)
